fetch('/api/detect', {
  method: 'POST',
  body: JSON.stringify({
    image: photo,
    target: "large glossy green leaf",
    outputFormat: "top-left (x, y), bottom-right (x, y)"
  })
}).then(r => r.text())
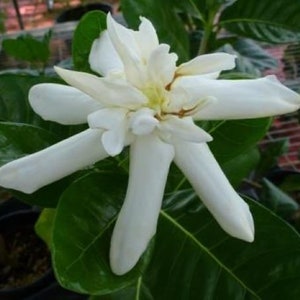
top-left (233, 39), bottom-right (278, 71)
top-left (121, 0), bottom-right (190, 62)
top-left (90, 277), bottom-right (153, 299)
top-left (90, 188), bottom-right (300, 299)
top-left (52, 172), bottom-right (151, 295)
top-left (50, 149), bottom-right (300, 298)
top-left (0, 74), bottom-right (86, 137)
top-left (257, 139), bottom-right (289, 176)
top-left (142, 190), bottom-right (300, 299)
top-left (222, 146), bottom-right (260, 187)
top-left (220, 0), bottom-right (300, 43)
top-left (204, 117), bottom-right (272, 163)
top-left (0, 122), bottom-right (58, 166)
top-left (220, 38), bottom-right (278, 76)
top-left (72, 11), bottom-right (107, 73)
top-left (0, 122), bottom-right (76, 207)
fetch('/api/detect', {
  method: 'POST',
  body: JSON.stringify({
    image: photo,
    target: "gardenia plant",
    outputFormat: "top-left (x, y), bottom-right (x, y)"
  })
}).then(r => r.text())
top-left (0, 14), bottom-right (299, 275)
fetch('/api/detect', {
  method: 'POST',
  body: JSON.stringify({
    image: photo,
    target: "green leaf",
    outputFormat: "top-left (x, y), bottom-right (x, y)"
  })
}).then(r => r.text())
top-left (203, 117), bottom-right (272, 163)
top-left (89, 277), bottom-right (153, 299)
top-left (233, 39), bottom-right (278, 71)
top-left (0, 121), bottom-right (74, 207)
top-left (222, 147), bottom-right (260, 187)
top-left (219, 38), bottom-right (278, 76)
top-left (0, 122), bottom-right (58, 166)
top-left (220, 0), bottom-right (300, 43)
top-left (0, 74), bottom-right (57, 124)
top-left (221, 44), bottom-right (261, 76)
top-left (0, 73), bottom-right (85, 137)
top-left (121, 0), bottom-right (190, 62)
top-left (261, 178), bottom-right (299, 219)
top-left (72, 11), bottom-right (107, 73)
top-left (52, 172), bottom-right (151, 295)
top-left (2, 32), bottom-right (51, 64)
top-left (257, 139), bottom-right (289, 176)
top-left (35, 208), bottom-right (56, 248)
top-left (143, 191), bottom-right (300, 299)
top-left (15, 175), bottom-right (78, 208)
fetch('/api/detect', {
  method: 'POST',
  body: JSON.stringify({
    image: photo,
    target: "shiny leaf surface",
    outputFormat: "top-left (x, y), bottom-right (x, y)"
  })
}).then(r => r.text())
top-left (204, 117), bottom-right (272, 163)
top-left (222, 147), bottom-right (260, 187)
top-left (52, 172), bottom-right (151, 295)
top-left (90, 277), bottom-right (153, 299)
top-left (144, 191), bottom-right (300, 299)
top-left (0, 122), bottom-right (58, 166)
top-left (0, 74), bottom-right (77, 137)
top-left (220, 0), bottom-right (300, 43)
top-left (0, 122), bottom-right (76, 207)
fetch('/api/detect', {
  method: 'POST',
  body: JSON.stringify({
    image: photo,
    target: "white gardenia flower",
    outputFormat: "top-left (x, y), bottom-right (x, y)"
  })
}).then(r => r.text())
top-left (0, 14), bottom-right (299, 275)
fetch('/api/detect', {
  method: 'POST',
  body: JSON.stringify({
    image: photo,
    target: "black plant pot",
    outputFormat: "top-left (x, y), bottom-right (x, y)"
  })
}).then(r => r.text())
top-left (0, 210), bottom-right (54, 300)
top-left (56, 3), bottom-right (112, 23)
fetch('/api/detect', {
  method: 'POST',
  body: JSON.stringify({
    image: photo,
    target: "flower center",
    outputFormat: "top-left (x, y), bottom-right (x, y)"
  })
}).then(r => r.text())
top-left (142, 86), bottom-right (167, 114)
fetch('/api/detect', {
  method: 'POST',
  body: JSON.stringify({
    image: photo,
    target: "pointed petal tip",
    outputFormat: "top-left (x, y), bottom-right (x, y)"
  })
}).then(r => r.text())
top-left (106, 12), bottom-right (116, 30)
top-left (229, 205), bottom-right (255, 243)
top-left (235, 223), bottom-right (255, 243)
top-left (53, 66), bottom-right (70, 80)
top-left (53, 65), bottom-right (62, 74)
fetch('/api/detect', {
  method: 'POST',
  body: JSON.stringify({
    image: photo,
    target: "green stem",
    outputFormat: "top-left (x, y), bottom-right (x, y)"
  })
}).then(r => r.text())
top-left (198, 11), bottom-right (216, 55)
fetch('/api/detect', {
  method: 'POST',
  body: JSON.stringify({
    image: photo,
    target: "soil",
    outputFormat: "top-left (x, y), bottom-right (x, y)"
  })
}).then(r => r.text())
top-left (0, 225), bottom-right (51, 290)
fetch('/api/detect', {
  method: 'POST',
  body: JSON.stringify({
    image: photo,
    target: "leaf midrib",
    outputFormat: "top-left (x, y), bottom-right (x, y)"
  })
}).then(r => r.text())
top-left (160, 210), bottom-right (261, 299)
top-left (54, 213), bottom-right (117, 276)
top-left (220, 18), bottom-right (300, 33)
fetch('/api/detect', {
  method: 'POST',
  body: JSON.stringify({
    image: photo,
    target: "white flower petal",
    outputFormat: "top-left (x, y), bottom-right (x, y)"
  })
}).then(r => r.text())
top-left (165, 86), bottom-right (190, 112)
top-left (87, 108), bottom-right (127, 129)
top-left (107, 13), bottom-right (141, 61)
top-left (174, 142), bottom-right (254, 242)
top-left (176, 53), bottom-right (236, 76)
top-left (166, 86), bottom-right (216, 114)
top-left (148, 44), bottom-right (178, 87)
top-left (29, 84), bottom-right (102, 125)
top-left (0, 129), bottom-right (107, 194)
top-left (110, 134), bottom-right (174, 275)
top-left (88, 108), bottom-right (128, 156)
top-left (135, 17), bottom-right (159, 59)
top-left (174, 75), bottom-right (300, 120)
top-left (129, 108), bottom-right (159, 135)
top-left (159, 116), bottom-right (212, 143)
top-left (54, 67), bottom-right (147, 109)
top-left (106, 14), bottom-right (147, 88)
top-left (101, 122), bottom-right (127, 156)
top-left (197, 72), bottom-right (220, 80)
top-left (89, 31), bottom-right (124, 76)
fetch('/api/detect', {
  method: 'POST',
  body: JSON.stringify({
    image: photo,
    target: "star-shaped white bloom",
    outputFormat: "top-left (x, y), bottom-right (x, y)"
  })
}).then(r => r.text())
top-left (0, 14), bottom-right (299, 275)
